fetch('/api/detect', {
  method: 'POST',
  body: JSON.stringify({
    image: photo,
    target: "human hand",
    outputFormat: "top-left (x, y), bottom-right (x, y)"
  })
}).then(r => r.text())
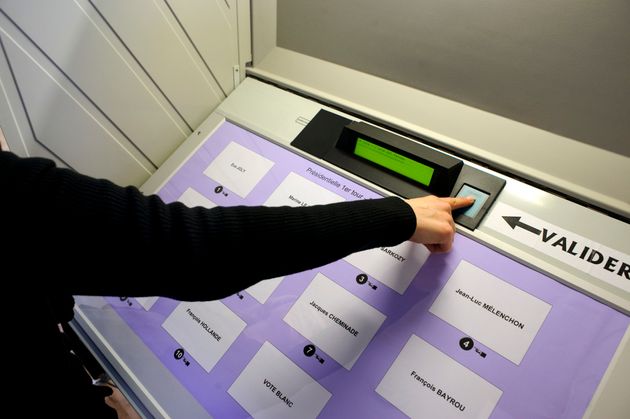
top-left (103, 383), bottom-right (141, 419)
top-left (404, 195), bottom-right (475, 253)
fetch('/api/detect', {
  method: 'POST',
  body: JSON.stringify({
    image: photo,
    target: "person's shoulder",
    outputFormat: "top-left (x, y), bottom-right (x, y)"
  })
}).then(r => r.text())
top-left (0, 150), bottom-right (15, 160)
top-left (0, 150), bottom-right (26, 165)
top-left (1, 150), bottom-right (57, 171)
top-left (0, 151), bottom-right (18, 175)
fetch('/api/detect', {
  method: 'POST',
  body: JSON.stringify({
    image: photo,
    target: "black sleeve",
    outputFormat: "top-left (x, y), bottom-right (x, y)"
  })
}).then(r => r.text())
top-left (1, 152), bottom-right (416, 300)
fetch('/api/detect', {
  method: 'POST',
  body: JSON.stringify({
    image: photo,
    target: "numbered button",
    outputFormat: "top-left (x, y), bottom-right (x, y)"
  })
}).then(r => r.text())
top-left (303, 344), bottom-right (316, 357)
top-left (459, 337), bottom-right (474, 351)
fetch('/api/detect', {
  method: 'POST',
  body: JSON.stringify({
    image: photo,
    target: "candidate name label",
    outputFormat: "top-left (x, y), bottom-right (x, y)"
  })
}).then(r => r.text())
top-left (264, 172), bottom-right (344, 207)
top-left (135, 296), bottom-right (158, 311)
top-left (283, 273), bottom-right (386, 370)
top-left (178, 187), bottom-right (217, 209)
top-left (162, 301), bottom-right (246, 372)
top-left (430, 260), bottom-right (551, 365)
top-left (376, 335), bottom-right (502, 419)
top-left (203, 142), bottom-right (274, 198)
top-left (345, 241), bottom-right (429, 294)
top-left (245, 276), bottom-right (284, 304)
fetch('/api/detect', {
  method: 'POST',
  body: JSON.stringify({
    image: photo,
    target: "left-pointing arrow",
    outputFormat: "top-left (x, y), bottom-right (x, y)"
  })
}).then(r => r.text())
top-left (502, 216), bottom-right (542, 235)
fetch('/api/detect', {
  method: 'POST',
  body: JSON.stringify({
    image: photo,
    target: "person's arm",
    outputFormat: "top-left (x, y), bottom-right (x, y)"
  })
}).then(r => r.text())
top-left (1, 152), bottom-right (470, 300)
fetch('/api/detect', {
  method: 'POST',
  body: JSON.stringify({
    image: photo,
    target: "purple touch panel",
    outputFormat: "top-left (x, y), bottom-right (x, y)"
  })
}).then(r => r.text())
top-left (105, 122), bottom-right (628, 418)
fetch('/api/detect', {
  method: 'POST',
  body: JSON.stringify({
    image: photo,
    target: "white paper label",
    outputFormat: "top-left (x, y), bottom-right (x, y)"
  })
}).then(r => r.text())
top-left (429, 260), bottom-right (551, 364)
top-left (485, 202), bottom-right (630, 293)
top-left (228, 341), bottom-right (331, 419)
top-left (177, 187), bottom-right (217, 209)
top-left (283, 273), bottom-right (386, 370)
top-left (345, 241), bottom-right (429, 294)
top-left (376, 335), bottom-right (502, 419)
top-left (245, 277), bottom-right (284, 304)
top-left (162, 301), bottom-right (246, 372)
top-left (264, 172), bottom-right (343, 207)
top-left (135, 296), bottom-right (158, 311)
top-left (204, 142), bottom-right (274, 198)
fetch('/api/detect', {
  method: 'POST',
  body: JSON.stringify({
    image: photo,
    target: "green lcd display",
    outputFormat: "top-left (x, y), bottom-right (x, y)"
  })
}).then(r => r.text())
top-left (354, 137), bottom-right (434, 186)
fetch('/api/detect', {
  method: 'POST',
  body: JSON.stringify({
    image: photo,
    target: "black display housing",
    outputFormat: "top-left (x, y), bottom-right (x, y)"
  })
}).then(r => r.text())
top-left (336, 121), bottom-right (463, 196)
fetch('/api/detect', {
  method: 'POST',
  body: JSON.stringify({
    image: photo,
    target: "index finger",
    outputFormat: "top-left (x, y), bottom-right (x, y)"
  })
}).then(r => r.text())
top-left (443, 196), bottom-right (475, 209)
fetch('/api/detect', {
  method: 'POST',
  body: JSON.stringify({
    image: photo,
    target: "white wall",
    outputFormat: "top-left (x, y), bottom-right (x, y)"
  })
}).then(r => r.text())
top-left (0, 0), bottom-right (250, 186)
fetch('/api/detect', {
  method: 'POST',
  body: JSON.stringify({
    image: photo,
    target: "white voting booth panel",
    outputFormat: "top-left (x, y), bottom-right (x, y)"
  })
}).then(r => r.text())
top-left (72, 80), bottom-right (630, 418)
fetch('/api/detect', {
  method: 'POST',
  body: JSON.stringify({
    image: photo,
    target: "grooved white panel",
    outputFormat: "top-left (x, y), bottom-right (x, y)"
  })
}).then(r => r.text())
top-left (92, 0), bottom-right (225, 130)
top-left (0, 66), bottom-right (65, 164)
top-left (167, 0), bottom-right (238, 93)
top-left (0, 1), bottom-right (244, 185)
top-left (1, 31), bottom-right (153, 185)
top-left (2, 0), bottom-right (190, 165)
top-left (0, 46), bottom-right (35, 157)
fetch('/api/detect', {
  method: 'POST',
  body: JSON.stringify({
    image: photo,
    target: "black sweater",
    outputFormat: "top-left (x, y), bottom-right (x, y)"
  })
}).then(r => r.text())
top-left (1, 151), bottom-right (416, 416)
